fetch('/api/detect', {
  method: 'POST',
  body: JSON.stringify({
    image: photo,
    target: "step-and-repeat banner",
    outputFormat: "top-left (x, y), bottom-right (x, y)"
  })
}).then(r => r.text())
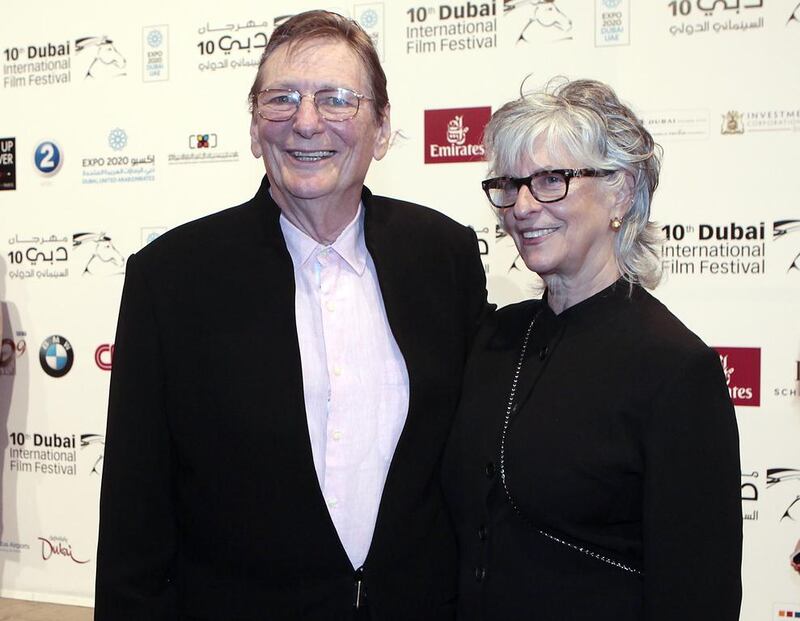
top-left (1, 0), bottom-right (798, 616)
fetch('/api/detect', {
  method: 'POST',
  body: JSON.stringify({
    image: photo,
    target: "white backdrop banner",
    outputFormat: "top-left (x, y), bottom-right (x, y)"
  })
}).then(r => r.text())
top-left (0, 0), bottom-right (798, 616)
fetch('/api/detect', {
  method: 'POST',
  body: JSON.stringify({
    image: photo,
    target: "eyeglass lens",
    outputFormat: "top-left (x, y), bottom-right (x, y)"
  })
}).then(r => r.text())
top-left (257, 88), bottom-right (361, 121)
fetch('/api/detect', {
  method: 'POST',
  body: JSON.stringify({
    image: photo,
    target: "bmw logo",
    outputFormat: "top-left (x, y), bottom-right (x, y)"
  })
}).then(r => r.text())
top-left (33, 140), bottom-right (63, 177)
top-left (39, 335), bottom-right (74, 378)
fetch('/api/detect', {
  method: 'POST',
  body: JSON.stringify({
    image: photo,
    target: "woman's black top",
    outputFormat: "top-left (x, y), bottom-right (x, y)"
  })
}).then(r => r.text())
top-left (442, 281), bottom-right (742, 620)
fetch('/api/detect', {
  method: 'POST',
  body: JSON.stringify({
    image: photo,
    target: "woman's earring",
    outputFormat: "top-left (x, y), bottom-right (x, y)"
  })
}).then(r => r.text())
top-left (610, 216), bottom-right (624, 231)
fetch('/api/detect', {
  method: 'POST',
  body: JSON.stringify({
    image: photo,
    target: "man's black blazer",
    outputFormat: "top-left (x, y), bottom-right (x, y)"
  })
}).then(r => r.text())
top-left (94, 177), bottom-right (488, 620)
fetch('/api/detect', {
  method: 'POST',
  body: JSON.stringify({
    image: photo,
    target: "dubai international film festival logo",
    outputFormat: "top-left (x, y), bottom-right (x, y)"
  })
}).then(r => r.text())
top-left (773, 219), bottom-right (800, 273)
top-left (424, 107), bottom-right (491, 164)
top-left (721, 111), bottom-right (744, 134)
top-left (714, 347), bottom-right (760, 406)
top-left (72, 233), bottom-right (126, 276)
top-left (504, 0), bottom-right (573, 44)
top-left (0, 137), bottom-right (16, 190)
top-left (75, 36), bottom-right (127, 79)
top-left (39, 335), bottom-right (74, 378)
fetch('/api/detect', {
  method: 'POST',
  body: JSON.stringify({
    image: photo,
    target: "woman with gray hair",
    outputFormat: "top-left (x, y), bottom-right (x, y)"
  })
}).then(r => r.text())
top-left (442, 78), bottom-right (742, 620)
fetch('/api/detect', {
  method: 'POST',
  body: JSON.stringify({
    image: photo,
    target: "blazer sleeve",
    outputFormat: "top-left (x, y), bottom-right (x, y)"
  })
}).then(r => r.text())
top-left (642, 346), bottom-right (742, 620)
top-left (94, 253), bottom-right (178, 619)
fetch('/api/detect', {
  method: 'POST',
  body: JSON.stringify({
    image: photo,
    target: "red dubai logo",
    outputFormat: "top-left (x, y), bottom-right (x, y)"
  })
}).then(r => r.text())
top-left (38, 536), bottom-right (89, 564)
top-left (714, 347), bottom-right (761, 407)
top-left (424, 107), bottom-right (490, 164)
top-left (95, 344), bottom-right (114, 370)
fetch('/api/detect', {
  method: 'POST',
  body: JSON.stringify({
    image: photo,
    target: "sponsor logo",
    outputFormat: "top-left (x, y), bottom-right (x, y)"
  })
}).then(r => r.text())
top-left (424, 107), bottom-right (490, 164)
top-left (642, 110), bottom-right (709, 141)
top-left (0, 332), bottom-right (26, 377)
top-left (773, 360), bottom-right (800, 399)
top-left (33, 140), bottom-right (63, 176)
top-left (72, 232), bottom-right (126, 276)
top-left (80, 433), bottom-right (105, 476)
top-left (471, 225), bottom-right (491, 274)
top-left (0, 137), bottom-right (16, 190)
top-left (773, 220), bottom-right (800, 273)
top-left (75, 36), bottom-right (126, 79)
top-left (82, 129), bottom-right (155, 185)
top-left (39, 335), bottom-right (74, 378)
top-left (0, 540), bottom-right (30, 554)
top-left (788, 2), bottom-right (800, 25)
top-left (356, 4), bottom-right (385, 60)
top-left (595, 0), bottom-right (629, 46)
top-left (143, 25), bottom-right (169, 82)
top-left (741, 470), bottom-right (759, 522)
top-left (714, 347), bottom-right (760, 407)
top-left (95, 344), bottom-right (114, 370)
top-left (38, 536), bottom-right (89, 564)
top-left (405, 2), bottom-right (497, 55)
top-left (141, 227), bottom-right (166, 247)
top-left (504, 0), bottom-right (572, 44)
top-left (661, 221), bottom-right (766, 276)
top-left (766, 468), bottom-right (800, 521)
top-left (720, 108), bottom-right (800, 135)
top-left (168, 131), bottom-right (238, 165)
top-left (775, 604), bottom-right (800, 619)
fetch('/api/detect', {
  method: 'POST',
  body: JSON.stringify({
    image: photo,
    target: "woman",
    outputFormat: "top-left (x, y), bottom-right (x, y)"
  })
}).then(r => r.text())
top-left (442, 79), bottom-right (742, 620)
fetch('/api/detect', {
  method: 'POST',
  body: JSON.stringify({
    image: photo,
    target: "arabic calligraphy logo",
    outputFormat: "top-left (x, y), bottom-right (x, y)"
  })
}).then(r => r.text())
top-left (147, 30), bottom-right (163, 47)
top-left (447, 116), bottom-right (469, 146)
top-left (39, 335), bottom-right (74, 378)
top-left (108, 128), bottom-right (128, 151)
top-left (33, 140), bottom-right (63, 177)
top-left (773, 219), bottom-right (800, 273)
top-left (75, 36), bottom-right (127, 79)
top-left (720, 111), bottom-right (744, 135)
top-left (504, 0), bottom-right (573, 44)
top-left (72, 232), bottom-right (126, 276)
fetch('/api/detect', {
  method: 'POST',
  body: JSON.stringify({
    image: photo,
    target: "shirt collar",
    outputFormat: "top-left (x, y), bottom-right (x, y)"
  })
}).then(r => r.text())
top-left (279, 203), bottom-right (368, 276)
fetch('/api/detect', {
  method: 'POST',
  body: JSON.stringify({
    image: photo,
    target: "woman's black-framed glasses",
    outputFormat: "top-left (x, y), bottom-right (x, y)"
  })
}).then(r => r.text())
top-left (255, 87), bottom-right (373, 122)
top-left (481, 168), bottom-right (617, 208)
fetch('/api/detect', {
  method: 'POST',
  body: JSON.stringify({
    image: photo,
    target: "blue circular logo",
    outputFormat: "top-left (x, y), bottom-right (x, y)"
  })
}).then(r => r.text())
top-left (108, 128), bottom-right (127, 151)
top-left (359, 9), bottom-right (379, 28)
top-left (147, 30), bottom-right (163, 48)
top-left (33, 141), bottom-right (63, 176)
top-left (39, 335), bottom-right (74, 378)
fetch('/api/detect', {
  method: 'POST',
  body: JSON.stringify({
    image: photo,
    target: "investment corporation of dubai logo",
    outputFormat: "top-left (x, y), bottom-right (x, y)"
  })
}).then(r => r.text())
top-left (424, 107), bottom-right (491, 164)
top-left (714, 347), bottom-right (760, 406)
top-left (39, 335), bottom-right (74, 378)
top-left (33, 140), bottom-right (63, 176)
top-left (721, 111), bottom-right (744, 134)
top-left (0, 137), bottom-right (16, 190)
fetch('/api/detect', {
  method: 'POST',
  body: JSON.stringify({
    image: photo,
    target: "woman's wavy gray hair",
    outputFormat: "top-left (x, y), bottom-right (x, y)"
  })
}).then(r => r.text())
top-left (483, 78), bottom-right (664, 289)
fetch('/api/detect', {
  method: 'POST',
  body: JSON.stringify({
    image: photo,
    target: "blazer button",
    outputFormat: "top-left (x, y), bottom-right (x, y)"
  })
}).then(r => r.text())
top-left (539, 345), bottom-right (549, 360)
top-left (484, 461), bottom-right (495, 479)
top-left (474, 566), bottom-right (486, 582)
top-left (478, 524), bottom-right (488, 541)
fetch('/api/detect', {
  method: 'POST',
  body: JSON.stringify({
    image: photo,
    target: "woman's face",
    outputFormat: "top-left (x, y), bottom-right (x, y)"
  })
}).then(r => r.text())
top-left (501, 137), bottom-right (625, 285)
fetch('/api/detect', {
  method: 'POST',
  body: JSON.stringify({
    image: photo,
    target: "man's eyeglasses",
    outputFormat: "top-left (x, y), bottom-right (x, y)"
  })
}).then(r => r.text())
top-left (254, 87), bottom-right (373, 122)
top-left (481, 168), bottom-right (617, 208)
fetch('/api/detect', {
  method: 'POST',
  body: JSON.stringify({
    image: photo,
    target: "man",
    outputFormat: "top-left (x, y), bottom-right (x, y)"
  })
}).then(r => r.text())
top-left (95, 10), bottom-right (487, 620)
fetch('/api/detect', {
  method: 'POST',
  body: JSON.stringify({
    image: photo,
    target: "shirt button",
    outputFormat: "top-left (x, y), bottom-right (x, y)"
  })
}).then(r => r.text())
top-left (332, 431), bottom-right (342, 441)
top-left (478, 525), bottom-right (488, 541)
top-left (484, 461), bottom-right (495, 479)
top-left (539, 345), bottom-right (549, 360)
top-left (326, 300), bottom-right (336, 312)
top-left (474, 566), bottom-right (486, 582)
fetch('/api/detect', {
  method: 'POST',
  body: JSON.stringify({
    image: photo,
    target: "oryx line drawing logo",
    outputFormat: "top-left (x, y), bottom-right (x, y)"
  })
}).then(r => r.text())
top-left (504, 0), bottom-right (573, 44)
top-left (75, 36), bottom-right (127, 78)
top-left (72, 233), bottom-right (126, 276)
